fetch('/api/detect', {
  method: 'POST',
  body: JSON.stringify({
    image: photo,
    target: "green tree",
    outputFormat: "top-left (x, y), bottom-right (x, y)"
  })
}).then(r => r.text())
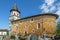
top-left (56, 19), bottom-right (60, 35)
top-left (57, 21), bottom-right (60, 30)
top-left (7, 31), bottom-right (9, 35)
top-left (56, 30), bottom-right (60, 35)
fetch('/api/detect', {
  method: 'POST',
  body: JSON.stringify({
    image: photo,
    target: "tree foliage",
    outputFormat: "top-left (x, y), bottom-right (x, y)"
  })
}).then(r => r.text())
top-left (57, 30), bottom-right (60, 35)
top-left (56, 19), bottom-right (60, 35)
top-left (7, 31), bottom-right (9, 35)
top-left (57, 21), bottom-right (60, 30)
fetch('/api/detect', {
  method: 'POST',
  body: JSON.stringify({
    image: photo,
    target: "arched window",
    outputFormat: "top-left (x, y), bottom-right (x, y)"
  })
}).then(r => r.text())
top-left (14, 13), bottom-right (15, 15)
top-left (17, 14), bottom-right (19, 16)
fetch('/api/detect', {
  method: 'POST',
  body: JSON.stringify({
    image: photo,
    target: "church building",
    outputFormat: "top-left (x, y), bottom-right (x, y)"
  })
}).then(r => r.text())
top-left (9, 4), bottom-right (59, 38)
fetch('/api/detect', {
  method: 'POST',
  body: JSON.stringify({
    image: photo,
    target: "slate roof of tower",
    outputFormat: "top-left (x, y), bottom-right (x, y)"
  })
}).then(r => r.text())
top-left (10, 3), bottom-right (20, 13)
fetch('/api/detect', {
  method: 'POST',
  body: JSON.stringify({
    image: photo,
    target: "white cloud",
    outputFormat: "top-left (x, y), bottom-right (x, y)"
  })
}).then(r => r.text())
top-left (49, 6), bottom-right (56, 12)
top-left (40, 4), bottom-right (56, 13)
top-left (55, 7), bottom-right (60, 18)
top-left (41, 4), bottom-right (49, 13)
top-left (56, 3), bottom-right (60, 7)
top-left (40, 0), bottom-right (56, 13)
top-left (45, 0), bottom-right (55, 6)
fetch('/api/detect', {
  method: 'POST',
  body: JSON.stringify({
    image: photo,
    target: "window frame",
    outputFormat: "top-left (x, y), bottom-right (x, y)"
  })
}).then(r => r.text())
top-left (37, 23), bottom-right (40, 29)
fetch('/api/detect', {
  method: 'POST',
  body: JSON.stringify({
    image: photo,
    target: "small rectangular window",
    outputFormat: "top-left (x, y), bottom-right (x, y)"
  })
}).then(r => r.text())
top-left (31, 19), bottom-right (33, 21)
top-left (30, 18), bottom-right (34, 22)
top-left (32, 29), bottom-right (35, 33)
top-left (37, 23), bottom-right (40, 29)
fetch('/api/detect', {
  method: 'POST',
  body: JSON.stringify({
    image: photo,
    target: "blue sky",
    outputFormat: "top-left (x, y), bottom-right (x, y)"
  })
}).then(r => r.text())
top-left (0, 0), bottom-right (60, 29)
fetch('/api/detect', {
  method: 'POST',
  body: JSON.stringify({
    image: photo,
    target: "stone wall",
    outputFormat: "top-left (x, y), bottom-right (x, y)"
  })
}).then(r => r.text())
top-left (11, 15), bottom-right (57, 37)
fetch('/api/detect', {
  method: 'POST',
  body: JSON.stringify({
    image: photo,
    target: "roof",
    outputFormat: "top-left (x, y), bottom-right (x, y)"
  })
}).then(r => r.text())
top-left (12, 13), bottom-right (59, 22)
top-left (10, 3), bottom-right (20, 13)
top-left (0, 29), bottom-right (8, 32)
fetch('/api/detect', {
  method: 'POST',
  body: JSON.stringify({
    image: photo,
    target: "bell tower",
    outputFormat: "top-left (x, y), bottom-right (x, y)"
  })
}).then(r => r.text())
top-left (9, 3), bottom-right (21, 36)
top-left (9, 3), bottom-right (21, 21)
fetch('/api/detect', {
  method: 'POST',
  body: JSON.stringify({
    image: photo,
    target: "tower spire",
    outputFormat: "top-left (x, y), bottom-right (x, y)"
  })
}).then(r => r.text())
top-left (13, 3), bottom-right (18, 10)
top-left (10, 3), bottom-right (20, 13)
